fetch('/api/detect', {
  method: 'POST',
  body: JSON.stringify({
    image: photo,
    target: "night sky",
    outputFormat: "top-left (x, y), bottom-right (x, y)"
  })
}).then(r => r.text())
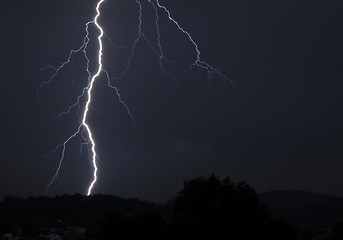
top-left (1, 0), bottom-right (342, 203)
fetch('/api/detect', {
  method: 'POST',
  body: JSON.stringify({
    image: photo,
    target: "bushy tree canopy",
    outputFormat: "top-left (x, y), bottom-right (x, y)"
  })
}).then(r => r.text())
top-left (173, 174), bottom-right (269, 239)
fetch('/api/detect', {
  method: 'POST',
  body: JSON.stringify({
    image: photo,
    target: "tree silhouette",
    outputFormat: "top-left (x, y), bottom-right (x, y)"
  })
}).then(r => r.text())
top-left (263, 218), bottom-right (298, 240)
top-left (334, 220), bottom-right (343, 240)
top-left (100, 212), bottom-right (171, 240)
top-left (173, 174), bottom-right (269, 239)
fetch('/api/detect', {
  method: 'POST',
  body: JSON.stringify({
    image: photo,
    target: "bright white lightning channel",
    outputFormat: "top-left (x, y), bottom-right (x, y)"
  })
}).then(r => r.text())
top-left (83, 0), bottom-right (105, 196)
top-left (42, 0), bottom-right (107, 196)
top-left (40, 0), bottom-right (232, 196)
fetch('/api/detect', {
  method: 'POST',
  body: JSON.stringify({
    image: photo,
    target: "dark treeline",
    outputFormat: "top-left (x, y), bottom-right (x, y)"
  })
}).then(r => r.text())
top-left (1, 175), bottom-right (343, 240)
top-left (259, 190), bottom-right (343, 229)
top-left (0, 194), bottom-right (171, 228)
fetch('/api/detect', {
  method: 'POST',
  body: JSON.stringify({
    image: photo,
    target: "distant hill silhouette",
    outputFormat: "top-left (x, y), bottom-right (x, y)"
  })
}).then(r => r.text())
top-left (259, 190), bottom-right (343, 228)
top-left (0, 194), bottom-right (172, 228)
top-left (1, 176), bottom-right (270, 239)
top-left (2, 189), bottom-right (343, 235)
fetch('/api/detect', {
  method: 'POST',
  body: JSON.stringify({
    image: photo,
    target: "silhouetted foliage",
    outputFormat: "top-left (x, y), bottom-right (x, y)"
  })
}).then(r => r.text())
top-left (298, 229), bottom-right (314, 240)
top-left (0, 194), bottom-right (171, 237)
top-left (100, 212), bottom-right (171, 240)
top-left (264, 218), bottom-right (298, 240)
top-left (1, 223), bottom-right (14, 234)
top-left (334, 220), bottom-right (343, 240)
top-left (2, 176), bottom-right (343, 239)
top-left (22, 220), bottom-right (39, 237)
top-left (173, 174), bottom-right (270, 239)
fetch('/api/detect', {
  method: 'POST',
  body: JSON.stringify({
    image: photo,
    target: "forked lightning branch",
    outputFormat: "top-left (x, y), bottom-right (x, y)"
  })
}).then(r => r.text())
top-left (38, 0), bottom-right (231, 196)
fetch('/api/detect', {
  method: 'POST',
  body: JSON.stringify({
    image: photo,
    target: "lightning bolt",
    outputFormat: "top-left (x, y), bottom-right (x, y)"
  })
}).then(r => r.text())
top-left (40, 0), bottom-right (109, 196)
top-left (39, 0), bottom-right (232, 196)
top-left (154, 0), bottom-right (234, 87)
top-left (82, 0), bottom-right (105, 196)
